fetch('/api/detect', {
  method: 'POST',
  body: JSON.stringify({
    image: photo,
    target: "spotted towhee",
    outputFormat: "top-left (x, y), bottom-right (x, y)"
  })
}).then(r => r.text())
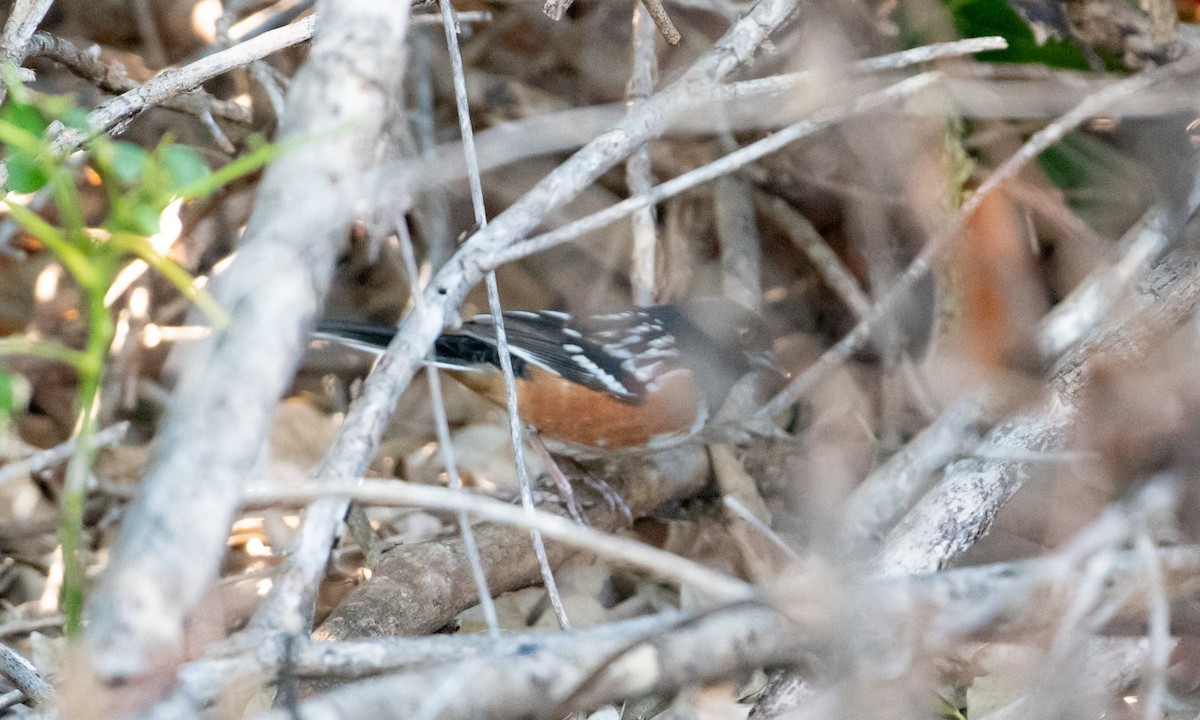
top-left (315, 299), bottom-right (781, 451)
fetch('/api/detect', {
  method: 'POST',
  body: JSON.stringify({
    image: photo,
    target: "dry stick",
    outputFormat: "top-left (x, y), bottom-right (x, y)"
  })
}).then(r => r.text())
top-left (626, 3), bottom-right (659, 307)
top-left (1136, 531), bottom-right (1170, 720)
top-left (757, 193), bottom-right (872, 319)
top-left (875, 405), bottom-right (1073, 577)
top-left (54, 14), bottom-right (318, 146)
top-left (0, 0), bottom-right (54, 107)
top-left (148, 537), bottom-right (1200, 717)
top-left (273, 605), bottom-right (795, 720)
top-left (84, 0), bottom-right (412, 681)
top-left (846, 202), bottom-right (1181, 549)
top-left (213, 0), bottom-right (285, 125)
top-left (396, 222), bottom-right (500, 638)
top-left (410, 29), bottom-right (453, 271)
top-left (291, 613), bottom-right (670, 678)
top-left (840, 397), bottom-right (990, 547)
top-left (0, 0), bottom-right (53, 61)
top-left (264, 544), bottom-right (1200, 720)
top-left (129, 0), bottom-right (167, 68)
top-left (0, 643), bottom-right (52, 707)
top-left (1040, 205), bottom-right (1168, 358)
top-left (436, 0), bottom-right (572, 632)
top-left (314, 446), bottom-right (711, 642)
top-left (0, 421), bottom-right (129, 488)
top-left (877, 246), bottom-right (1200, 576)
top-left (638, 0), bottom-right (682, 46)
top-left (718, 35), bottom-right (1007, 101)
top-left (0, 690), bottom-right (26, 714)
top-left (723, 496), bottom-right (800, 560)
top-left (413, 37), bottom-right (1007, 189)
top-left (753, 51), bottom-right (1200, 424)
top-left (24, 33), bottom-right (249, 124)
top-left (0, 0), bottom-right (54, 185)
top-left (715, 168), bottom-right (762, 310)
top-left (283, 535), bottom-right (1200, 680)
top-left (244, 481), bottom-right (754, 601)
top-left (0, 615), bottom-right (63, 639)
top-left (242, 22), bottom-right (416, 649)
top-left (488, 72), bottom-right (939, 268)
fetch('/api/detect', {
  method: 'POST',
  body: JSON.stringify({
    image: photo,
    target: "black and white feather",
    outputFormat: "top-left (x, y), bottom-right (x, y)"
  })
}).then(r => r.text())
top-left (314, 300), bottom-right (766, 411)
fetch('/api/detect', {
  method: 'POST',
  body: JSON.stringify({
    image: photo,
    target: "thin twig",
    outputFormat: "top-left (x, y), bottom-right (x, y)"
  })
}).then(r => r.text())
top-left (488, 72), bottom-right (940, 269)
top-left (757, 193), bottom-right (873, 319)
top-left (437, 0), bottom-right (572, 631)
top-left (397, 222), bottom-right (500, 638)
top-left (1040, 205), bottom-right (1170, 358)
top-left (626, 3), bottom-right (659, 307)
top-left (64, 15), bottom-right (318, 144)
top-left (407, 38), bottom-right (1009, 189)
top-left (754, 51), bottom-right (1200, 423)
top-left (638, 0), bottom-right (682, 46)
top-left (715, 168), bottom-right (763, 309)
top-left (723, 496), bottom-right (800, 560)
top-left (241, 480), bottom-right (756, 601)
top-left (0, 643), bottom-right (52, 706)
top-left (0, 0), bottom-right (54, 107)
top-left (0, 422), bottom-right (129, 488)
top-left (840, 397), bottom-right (989, 548)
top-left (23, 34), bottom-right (251, 125)
top-left (1136, 531), bottom-right (1169, 720)
top-left (129, 0), bottom-right (167, 67)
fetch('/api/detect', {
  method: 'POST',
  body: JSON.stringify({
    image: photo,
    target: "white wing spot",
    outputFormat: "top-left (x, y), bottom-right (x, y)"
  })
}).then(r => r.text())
top-left (562, 328), bottom-right (583, 338)
top-left (571, 354), bottom-right (630, 395)
top-left (563, 343), bottom-right (583, 353)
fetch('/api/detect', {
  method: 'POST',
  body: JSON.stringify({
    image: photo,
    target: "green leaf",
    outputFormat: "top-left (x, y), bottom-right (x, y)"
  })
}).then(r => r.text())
top-left (944, 0), bottom-right (1091, 69)
top-left (91, 140), bottom-right (149, 186)
top-left (0, 117), bottom-right (47, 154)
top-left (109, 142), bottom-right (150, 185)
top-left (159, 144), bottom-right (209, 193)
top-left (59, 107), bottom-right (91, 132)
top-left (1036, 131), bottom-right (1148, 222)
top-left (4, 199), bottom-right (99, 288)
top-left (128, 203), bottom-right (162, 237)
top-left (5, 151), bottom-right (49, 192)
top-left (0, 102), bottom-right (48, 137)
top-left (175, 135), bottom-right (279, 199)
top-left (0, 370), bottom-right (30, 421)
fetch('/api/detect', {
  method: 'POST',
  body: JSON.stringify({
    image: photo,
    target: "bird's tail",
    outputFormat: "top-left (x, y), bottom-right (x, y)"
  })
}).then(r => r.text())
top-left (312, 320), bottom-right (493, 373)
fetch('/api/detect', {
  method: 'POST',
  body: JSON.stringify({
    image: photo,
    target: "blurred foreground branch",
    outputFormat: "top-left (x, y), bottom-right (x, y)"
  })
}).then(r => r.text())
top-left (83, 0), bottom-right (413, 685)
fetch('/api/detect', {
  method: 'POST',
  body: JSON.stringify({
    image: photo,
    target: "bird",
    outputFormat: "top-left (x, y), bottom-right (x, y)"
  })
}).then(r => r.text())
top-left (313, 298), bottom-right (782, 452)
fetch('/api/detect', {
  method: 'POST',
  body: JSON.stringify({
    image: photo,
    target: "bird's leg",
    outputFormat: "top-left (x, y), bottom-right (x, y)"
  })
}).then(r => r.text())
top-left (579, 471), bottom-right (633, 524)
top-left (528, 433), bottom-right (587, 524)
top-left (528, 434), bottom-right (632, 524)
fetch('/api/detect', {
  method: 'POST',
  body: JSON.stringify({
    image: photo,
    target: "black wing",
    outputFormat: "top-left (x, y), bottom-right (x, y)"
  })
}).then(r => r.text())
top-left (457, 310), bottom-right (642, 402)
